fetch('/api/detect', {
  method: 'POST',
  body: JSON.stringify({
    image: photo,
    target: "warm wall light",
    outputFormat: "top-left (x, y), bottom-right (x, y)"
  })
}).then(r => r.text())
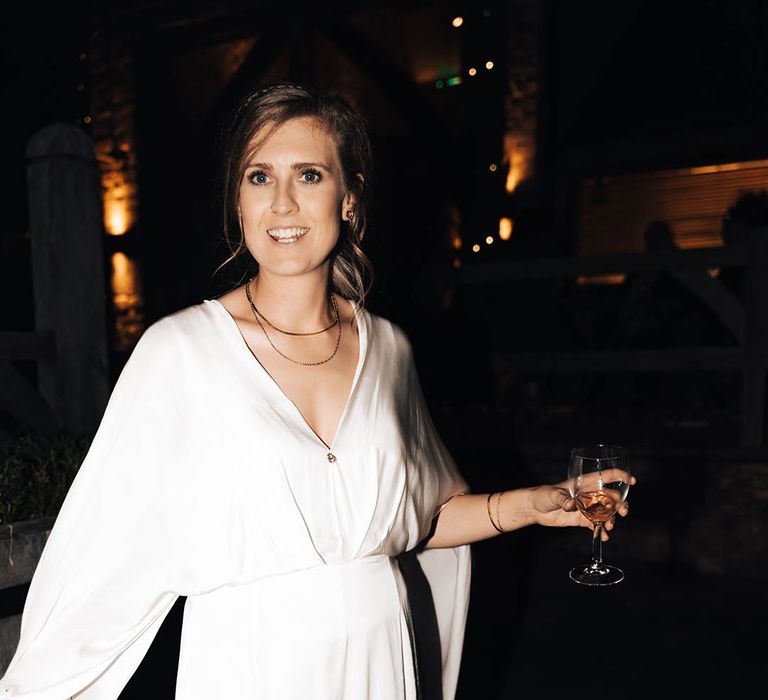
top-left (105, 199), bottom-right (129, 236)
top-left (111, 252), bottom-right (140, 305)
top-left (111, 251), bottom-right (144, 351)
top-left (499, 217), bottom-right (514, 240)
top-left (452, 16), bottom-right (464, 27)
top-left (102, 170), bottom-right (135, 236)
top-left (577, 273), bottom-right (627, 285)
top-left (504, 133), bottom-right (533, 193)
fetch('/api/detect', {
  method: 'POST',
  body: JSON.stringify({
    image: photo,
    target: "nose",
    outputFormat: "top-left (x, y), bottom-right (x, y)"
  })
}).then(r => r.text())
top-left (270, 182), bottom-right (298, 215)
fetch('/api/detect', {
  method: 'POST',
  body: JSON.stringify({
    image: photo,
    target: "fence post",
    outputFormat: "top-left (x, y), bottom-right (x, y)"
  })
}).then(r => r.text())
top-left (740, 231), bottom-right (768, 447)
top-left (25, 123), bottom-right (110, 436)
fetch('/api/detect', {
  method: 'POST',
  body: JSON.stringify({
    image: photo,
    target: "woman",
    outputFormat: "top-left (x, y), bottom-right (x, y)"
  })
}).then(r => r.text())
top-left (0, 83), bottom-right (633, 699)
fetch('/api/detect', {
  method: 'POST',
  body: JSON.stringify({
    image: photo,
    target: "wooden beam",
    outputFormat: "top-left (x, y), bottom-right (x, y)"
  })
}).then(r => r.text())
top-left (460, 245), bottom-right (751, 284)
top-left (0, 332), bottom-right (56, 362)
top-left (491, 347), bottom-right (742, 373)
top-left (0, 361), bottom-right (58, 435)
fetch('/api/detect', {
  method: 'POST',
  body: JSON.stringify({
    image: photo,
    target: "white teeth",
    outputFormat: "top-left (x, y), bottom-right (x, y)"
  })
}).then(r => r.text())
top-left (267, 227), bottom-right (309, 243)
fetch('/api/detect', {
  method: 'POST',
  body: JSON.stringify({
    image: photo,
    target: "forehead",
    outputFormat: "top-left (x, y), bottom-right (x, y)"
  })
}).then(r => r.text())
top-left (247, 116), bottom-right (340, 162)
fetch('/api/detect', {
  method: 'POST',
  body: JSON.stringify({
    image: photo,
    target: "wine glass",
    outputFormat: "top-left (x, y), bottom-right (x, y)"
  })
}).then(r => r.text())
top-left (567, 444), bottom-right (631, 586)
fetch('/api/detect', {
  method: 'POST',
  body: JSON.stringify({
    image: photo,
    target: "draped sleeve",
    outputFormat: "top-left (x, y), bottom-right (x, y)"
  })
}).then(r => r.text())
top-left (391, 325), bottom-right (472, 700)
top-left (0, 317), bottom-right (191, 699)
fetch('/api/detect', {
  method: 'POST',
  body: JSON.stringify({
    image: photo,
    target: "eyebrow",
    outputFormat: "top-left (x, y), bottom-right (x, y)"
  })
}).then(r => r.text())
top-left (247, 161), bottom-right (333, 172)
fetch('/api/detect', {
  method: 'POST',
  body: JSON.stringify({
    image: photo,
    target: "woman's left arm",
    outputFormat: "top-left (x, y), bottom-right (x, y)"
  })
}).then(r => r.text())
top-left (423, 478), bottom-right (636, 549)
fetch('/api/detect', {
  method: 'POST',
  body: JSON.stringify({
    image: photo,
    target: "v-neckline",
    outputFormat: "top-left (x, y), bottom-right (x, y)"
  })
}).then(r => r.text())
top-left (206, 297), bottom-right (368, 452)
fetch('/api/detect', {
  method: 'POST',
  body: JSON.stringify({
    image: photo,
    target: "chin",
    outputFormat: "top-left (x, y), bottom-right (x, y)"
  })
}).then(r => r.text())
top-left (258, 258), bottom-right (330, 278)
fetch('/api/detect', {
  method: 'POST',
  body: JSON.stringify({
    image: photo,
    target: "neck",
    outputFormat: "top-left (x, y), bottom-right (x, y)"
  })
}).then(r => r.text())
top-left (249, 270), bottom-right (336, 333)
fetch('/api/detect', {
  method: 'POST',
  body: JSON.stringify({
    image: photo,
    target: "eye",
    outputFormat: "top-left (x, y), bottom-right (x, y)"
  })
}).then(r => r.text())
top-left (247, 170), bottom-right (269, 185)
top-left (300, 168), bottom-right (322, 184)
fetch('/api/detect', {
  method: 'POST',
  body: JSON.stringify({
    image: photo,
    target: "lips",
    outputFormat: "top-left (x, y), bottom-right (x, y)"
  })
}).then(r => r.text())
top-left (267, 227), bottom-right (309, 244)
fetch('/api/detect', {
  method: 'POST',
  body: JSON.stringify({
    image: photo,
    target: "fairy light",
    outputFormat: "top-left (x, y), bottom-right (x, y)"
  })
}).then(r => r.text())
top-left (485, 236), bottom-right (494, 245)
top-left (452, 17), bottom-right (464, 28)
top-left (485, 61), bottom-right (494, 70)
top-left (468, 67), bottom-right (477, 76)
top-left (472, 244), bottom-right (481, 253)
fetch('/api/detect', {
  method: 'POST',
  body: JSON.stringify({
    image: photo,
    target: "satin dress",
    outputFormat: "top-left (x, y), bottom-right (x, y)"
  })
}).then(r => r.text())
top-left (0, 299), bottom-right (471, 699)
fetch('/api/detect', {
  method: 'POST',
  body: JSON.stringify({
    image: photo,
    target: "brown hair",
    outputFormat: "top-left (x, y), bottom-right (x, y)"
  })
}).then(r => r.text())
top-left (216, 82), bottom-right (374, 307)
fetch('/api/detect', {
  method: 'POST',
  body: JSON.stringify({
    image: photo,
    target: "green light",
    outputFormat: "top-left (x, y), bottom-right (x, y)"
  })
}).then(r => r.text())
top-left (446, 76), bottom-right (463, 87)
top-left (435, 80), bottom-right (445, 89)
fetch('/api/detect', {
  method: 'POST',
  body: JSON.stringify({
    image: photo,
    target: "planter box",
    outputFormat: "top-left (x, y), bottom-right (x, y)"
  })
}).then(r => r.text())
top-left (0, 517), bottom-right (54, 675)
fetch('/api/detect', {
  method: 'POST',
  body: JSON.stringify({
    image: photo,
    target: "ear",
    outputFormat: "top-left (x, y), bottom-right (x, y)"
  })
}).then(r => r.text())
top-left (341, 173), bottom-right (364, 221)
top-left (341, 193), bottom-right (356, 221)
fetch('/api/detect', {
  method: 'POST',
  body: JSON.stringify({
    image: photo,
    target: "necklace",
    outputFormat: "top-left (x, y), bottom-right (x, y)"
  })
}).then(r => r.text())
top-left (246, 278), bottom-right (338, 336)
top-left (245, 280), bottom-right (342, 366)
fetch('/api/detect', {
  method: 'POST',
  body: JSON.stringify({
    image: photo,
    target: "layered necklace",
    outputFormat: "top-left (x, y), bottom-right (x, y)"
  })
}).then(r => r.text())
top-left (245, 278), bottom-right (342, 366)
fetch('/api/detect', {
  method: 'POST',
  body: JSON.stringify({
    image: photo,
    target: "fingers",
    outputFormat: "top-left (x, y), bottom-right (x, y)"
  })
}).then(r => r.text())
top-left (578, 468), bottom-right (633, 489)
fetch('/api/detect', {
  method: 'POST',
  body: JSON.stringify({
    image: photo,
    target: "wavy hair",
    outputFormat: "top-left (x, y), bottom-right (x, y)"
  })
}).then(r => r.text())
top-left (216, 82), bottom-right (374, 307)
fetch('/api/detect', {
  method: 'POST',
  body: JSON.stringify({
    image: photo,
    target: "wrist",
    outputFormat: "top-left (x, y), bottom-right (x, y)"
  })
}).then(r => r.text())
top-left (497, 488), bottom-right (539, 531)
top-left (523, 486), bottom-right (549, 526)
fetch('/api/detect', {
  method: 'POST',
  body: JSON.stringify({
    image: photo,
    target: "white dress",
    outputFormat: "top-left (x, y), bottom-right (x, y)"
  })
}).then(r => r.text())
top-left (0, 299), bottom-right (471, 699)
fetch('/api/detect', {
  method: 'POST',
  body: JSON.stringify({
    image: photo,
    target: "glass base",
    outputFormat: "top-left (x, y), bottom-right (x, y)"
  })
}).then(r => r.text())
top-left (569, 563), bottom-right (624, 586)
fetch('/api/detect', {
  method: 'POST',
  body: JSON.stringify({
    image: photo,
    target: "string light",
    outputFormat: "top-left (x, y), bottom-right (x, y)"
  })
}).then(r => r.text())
top-left (485, 236), bottom-right (494, 245)
top-left (468, 68), bottom-right (477, 76)
top-left (452, 17), bottom-right (464, 28)
top-left (485, 61), bottom-right (494, 70)
top-left (472, 244), bottom-right (481, 253)
top-left (489, 163), bottom-right (498, 172)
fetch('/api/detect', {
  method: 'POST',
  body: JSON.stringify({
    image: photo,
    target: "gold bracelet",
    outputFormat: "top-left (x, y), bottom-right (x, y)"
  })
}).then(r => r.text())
top-left (486, 492), bottom-right (504, 534)
top-left (495, 490), bottom-right (505, 533)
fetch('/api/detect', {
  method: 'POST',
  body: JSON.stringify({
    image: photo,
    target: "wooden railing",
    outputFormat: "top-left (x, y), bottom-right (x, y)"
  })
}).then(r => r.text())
top-left (459, 237), bottom-right (768, 448)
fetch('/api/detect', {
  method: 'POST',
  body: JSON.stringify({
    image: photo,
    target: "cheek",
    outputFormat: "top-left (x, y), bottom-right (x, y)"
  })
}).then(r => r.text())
top-left (238, 189), bottom-right (267, 219)
top-left (313, 192), bottom-right (344, 227)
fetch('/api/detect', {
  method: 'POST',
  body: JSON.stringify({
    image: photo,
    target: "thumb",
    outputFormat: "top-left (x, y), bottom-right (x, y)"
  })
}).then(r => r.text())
top-left (559, 493), bottom-right (578, 512)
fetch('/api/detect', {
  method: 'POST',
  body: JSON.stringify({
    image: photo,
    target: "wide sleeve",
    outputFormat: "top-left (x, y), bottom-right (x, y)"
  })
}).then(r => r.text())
top-left (399, 334), bottom-right (472, 700)
top-left (0, 319), bottom-right (191, 699)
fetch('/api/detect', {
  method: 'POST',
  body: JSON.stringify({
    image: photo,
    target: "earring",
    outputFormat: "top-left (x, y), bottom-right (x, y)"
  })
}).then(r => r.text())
top-left (345, 209), bottom-right (355, 222)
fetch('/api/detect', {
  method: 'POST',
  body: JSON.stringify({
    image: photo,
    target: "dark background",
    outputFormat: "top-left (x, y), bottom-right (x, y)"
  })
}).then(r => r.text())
top-left (1, 1), bottom-right (767, 696)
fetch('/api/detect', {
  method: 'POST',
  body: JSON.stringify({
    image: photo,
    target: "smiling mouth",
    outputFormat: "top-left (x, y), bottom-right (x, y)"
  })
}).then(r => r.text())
top-left (267, 227), bottom-right (309, 244)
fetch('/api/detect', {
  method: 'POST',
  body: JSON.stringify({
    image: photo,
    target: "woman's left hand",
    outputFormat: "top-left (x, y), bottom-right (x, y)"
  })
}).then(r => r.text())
top-left (528, 477), bottom-right (637, 541)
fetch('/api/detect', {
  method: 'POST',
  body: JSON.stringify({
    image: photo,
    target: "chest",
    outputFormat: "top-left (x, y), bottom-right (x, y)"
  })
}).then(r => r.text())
top-left (248, 327), bottom-right (360, 449)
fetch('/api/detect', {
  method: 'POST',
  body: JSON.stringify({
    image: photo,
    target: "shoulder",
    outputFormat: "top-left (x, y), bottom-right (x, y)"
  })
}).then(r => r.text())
top-left (129, 300), bottom-right (217, 362)
top-left (361, 307), bottom-right (415, 360)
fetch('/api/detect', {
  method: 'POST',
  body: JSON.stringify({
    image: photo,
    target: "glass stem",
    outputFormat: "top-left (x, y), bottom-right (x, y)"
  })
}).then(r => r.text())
top-left (590, 523), bottom-right (604, 569)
